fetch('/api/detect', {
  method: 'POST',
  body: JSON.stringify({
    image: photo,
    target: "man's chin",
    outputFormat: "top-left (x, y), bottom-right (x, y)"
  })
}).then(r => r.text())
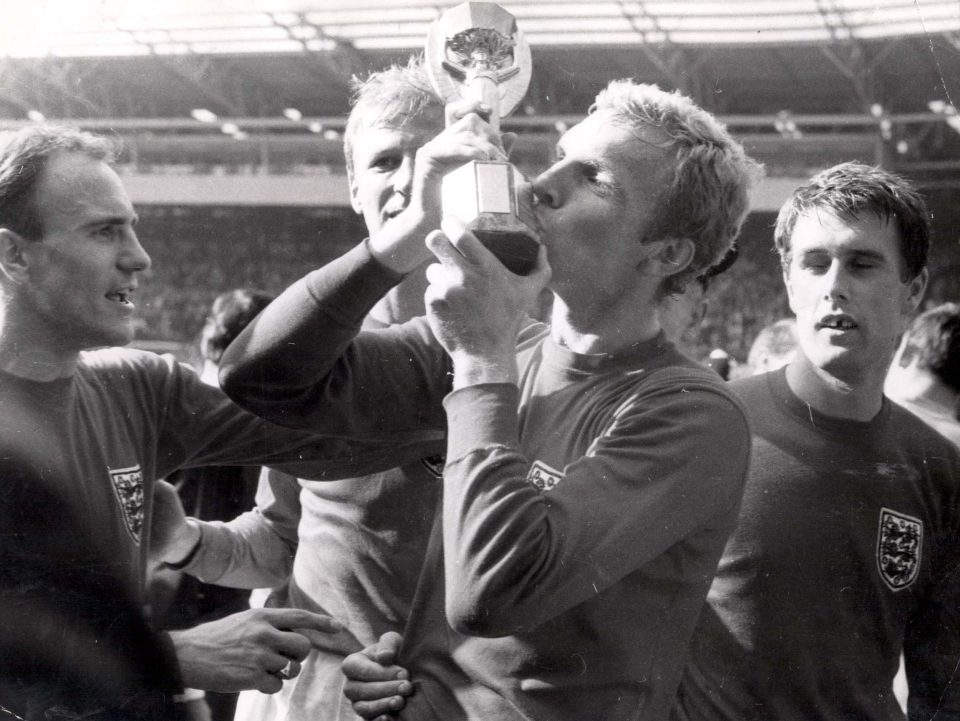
top-left (89, 325), bottom-right (136, 351)
top-left (809, 347), bottom-right (865, 382)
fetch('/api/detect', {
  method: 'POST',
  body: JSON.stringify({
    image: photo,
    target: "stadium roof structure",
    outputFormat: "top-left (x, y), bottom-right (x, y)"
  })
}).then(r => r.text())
top-left (1, 0), bottom-right (959, 184)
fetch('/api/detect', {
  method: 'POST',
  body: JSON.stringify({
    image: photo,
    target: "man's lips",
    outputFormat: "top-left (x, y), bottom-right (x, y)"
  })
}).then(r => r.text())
top-left (106, 288), bottom-right (135, 305)
top-left (816, 314), bottom-right (857, 330)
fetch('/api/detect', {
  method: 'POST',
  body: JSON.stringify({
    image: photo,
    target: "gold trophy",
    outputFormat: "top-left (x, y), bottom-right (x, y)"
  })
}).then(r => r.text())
top-left (425, 2), bottom-right (540, 275)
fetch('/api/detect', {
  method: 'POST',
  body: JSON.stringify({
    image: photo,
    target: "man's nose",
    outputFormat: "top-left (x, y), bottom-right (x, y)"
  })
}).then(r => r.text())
top-left (821, 261), bottom-right (849, 301)
top-left (120, 231), bottom-right (152, 272)
top-left (394, 156), bottom-right (415, 198)
top-left (531, 168), bottom-right (560, 209)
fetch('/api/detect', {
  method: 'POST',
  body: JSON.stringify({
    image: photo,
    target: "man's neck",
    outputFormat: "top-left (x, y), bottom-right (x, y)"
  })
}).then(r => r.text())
top-left (0, 313), bottom-right (79, 380)
top-left (785, 354), bottom-right (884, 421)
top-left (549, 292), bottom-right (660, 356)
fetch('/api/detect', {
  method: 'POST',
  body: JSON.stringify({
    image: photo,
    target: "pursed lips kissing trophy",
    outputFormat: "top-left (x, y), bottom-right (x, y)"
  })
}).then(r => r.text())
top-left (425, 1), bottom-right (541, 275)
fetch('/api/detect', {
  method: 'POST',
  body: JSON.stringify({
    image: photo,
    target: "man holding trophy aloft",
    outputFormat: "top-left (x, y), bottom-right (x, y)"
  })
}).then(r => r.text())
top-left (219, 3), bottom-right (761, 719)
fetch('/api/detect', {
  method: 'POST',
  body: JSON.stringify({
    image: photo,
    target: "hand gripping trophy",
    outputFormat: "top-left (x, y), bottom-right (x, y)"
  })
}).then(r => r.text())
top-left (425, 2), bottom-right (540, 274)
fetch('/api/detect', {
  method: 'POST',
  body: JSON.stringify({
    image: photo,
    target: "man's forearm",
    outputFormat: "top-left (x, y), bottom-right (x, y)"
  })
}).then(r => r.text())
top-left (220, 242), bottom-right (403, 403)
top-left (179, 513), bottom-right (296, 589)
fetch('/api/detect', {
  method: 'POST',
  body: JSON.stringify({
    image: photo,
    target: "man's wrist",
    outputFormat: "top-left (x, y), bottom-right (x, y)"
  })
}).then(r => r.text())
top-left (172, 688), bottom-right (206, 703)
top-left (367, 209), bottom-right (435, 275)
top-left (451, 352), bottom-right (518, 390)
top-left (163, 520), bottom-right (203, 569)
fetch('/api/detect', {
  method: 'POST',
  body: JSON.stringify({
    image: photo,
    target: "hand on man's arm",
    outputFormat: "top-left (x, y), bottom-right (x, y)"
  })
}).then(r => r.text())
top-left (170, 608), bottom-right (342, 694)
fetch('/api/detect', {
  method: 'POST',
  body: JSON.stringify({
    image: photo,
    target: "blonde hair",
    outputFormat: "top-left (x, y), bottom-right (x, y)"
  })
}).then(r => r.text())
top-left (591, 81), bottom-right (762, 295)
top-left (343, 57), bottom-right (443, 177)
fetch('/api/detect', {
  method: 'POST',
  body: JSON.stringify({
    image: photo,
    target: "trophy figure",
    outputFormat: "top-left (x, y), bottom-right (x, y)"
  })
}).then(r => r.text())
top-left (425, 2), bottom-right (540, 275)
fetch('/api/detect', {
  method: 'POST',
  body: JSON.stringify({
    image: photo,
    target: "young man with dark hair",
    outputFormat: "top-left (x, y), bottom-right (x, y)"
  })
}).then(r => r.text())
top-left (219, 80), bottom-right (760, 721)
top-left (674, 162), bottom-right (960, 721)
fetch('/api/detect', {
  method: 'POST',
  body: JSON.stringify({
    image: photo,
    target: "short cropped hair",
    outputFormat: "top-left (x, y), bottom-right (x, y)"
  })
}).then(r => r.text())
top-left (0, 124), bottom-right (119, 240)
top-left (200, 289), bottom-right (276, 365)
top-left (899, 303), bottom-right (960, 393)
top-left (774, 162), bottom-right (930, 281)
top-left (591, 80), bottom-right (762, 296)
top-left (343, 57), bottom-right (443, 178)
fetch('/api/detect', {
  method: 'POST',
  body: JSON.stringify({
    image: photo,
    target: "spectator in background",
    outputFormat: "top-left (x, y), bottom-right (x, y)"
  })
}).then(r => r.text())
top-left (674, 162), bottom-right (960, 721)
top-left (885, 302), bottom-right (960, 447)
top-left (150, 59), bottom-right (450, 721)
top-left (0, 123), bottom-right (423, 719)
top-left (745, 318), bottom-right (798, 375)
top-left (151, 288), bottom-right (279, 721)
top-left (197, 289), bottom-right (274, 387)
top-left (660, 247), bottom-right (739, 357)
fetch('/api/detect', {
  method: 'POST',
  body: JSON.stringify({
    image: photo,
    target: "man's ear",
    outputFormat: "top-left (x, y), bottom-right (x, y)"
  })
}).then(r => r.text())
top-left (643, 237), bottom-right (695, 279)
top-left (0, 228), bottom-right (30, 284)
top-left (902, 267), bottom-right (928, 315)
top-left (783, 266), bottom-right (798, 315)
top-left (347, 168), bottom-right (363, 216)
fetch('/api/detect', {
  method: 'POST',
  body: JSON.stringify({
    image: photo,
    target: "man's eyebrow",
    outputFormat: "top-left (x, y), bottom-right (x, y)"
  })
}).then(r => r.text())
top-left (798, 246), bottom-right (887, 261)
top-left (848, 248), bottom-right (888, 261)
top-left (82, 213), bottom-right (138, 228)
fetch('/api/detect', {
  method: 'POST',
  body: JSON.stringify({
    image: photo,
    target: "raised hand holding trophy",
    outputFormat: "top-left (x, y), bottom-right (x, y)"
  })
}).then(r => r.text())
top-left (425, 2), bottom-right (540, 275)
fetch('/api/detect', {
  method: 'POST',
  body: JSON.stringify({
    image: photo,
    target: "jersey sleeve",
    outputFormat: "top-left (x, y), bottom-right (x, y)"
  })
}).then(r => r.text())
top-left (181, 467), bottom-right (301, 588)
top-left (219, 241), bottom-right (451, 439)
top-left (440, 373), bottom-right (751, 636)
top-left (141, 349), bottom-right (443, 481)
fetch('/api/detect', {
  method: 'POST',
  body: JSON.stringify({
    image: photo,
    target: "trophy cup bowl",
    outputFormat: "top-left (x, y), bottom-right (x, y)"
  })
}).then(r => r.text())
top-left (425, 2), bottom-right (540, 275)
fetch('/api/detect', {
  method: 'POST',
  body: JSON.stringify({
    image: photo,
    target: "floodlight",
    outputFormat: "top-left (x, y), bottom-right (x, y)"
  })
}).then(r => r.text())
top-left (191, 109), bottom-right (218, 123)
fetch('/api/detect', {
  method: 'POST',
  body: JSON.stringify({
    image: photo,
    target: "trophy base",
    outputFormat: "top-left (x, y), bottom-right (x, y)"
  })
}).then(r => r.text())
top-left (443, 159), bottom-right (540, 275)
top-left (474, 227), bottom-right (540, 275)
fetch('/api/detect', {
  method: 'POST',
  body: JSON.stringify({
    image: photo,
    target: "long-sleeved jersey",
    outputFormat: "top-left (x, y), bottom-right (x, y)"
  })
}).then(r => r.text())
top-left (674, 368), bottom-right (960, 721)
top-left (220, 241), bottom-right (752, 721)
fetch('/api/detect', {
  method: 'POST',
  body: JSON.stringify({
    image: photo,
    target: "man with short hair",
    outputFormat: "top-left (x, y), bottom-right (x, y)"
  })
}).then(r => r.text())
top-left (673, 162), bottom-right (960, 721)
top-left (220, 79), bottom-right (760, 721)
top-left (0, 124), bottom-right (431, 720)
top-left (151, 59), bottom-right (452, 721)
top-left (885, 302), bottom-right (960, 448)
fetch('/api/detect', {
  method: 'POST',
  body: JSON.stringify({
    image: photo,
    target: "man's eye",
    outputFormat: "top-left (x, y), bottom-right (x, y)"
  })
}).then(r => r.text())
top-left (372, 156), bottom-right (401, 171)
top-left (94, 225), bottom-right (117, 238)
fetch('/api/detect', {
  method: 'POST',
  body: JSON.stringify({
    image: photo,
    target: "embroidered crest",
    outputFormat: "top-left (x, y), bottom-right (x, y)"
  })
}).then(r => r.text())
top-left (109, 465), bottom-right (144, 544)
top-left (876, 507), bottom-right (923, 591)
top-left (421, 454), bottom-right (446, 479)
top-left (526, 460), bottom-right (564, 492)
